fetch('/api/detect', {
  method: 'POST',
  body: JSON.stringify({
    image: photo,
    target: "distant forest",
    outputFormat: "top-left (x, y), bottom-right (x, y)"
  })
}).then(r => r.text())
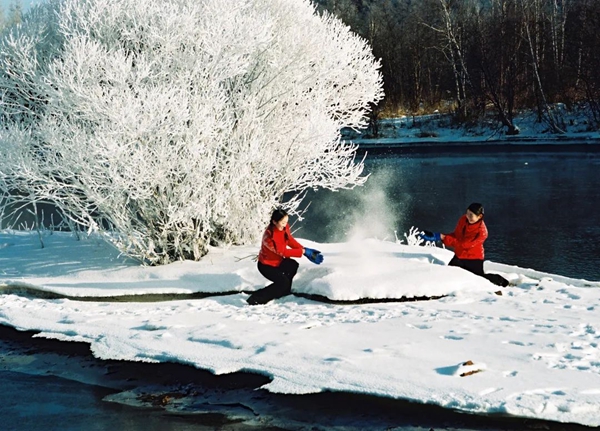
top-left (315, 0), bottom-right (600, 131)
top-left (2, 0), bottom-right (598, 131)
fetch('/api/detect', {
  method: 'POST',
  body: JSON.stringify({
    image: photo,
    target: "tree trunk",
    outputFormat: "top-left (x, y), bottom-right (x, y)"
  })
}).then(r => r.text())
top-left (522, 0), bottom-right (565, 134)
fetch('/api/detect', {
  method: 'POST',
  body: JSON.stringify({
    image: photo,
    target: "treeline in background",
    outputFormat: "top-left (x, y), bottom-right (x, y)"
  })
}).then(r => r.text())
top-left (315, 0), bottom-right (600, 132)
top-left (3, 0), bottom-right (598, 132)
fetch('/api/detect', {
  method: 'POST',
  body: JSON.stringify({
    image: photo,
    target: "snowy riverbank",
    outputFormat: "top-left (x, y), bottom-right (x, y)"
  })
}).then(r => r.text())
top-left (2, 230), bottom-right (600, 427)
top-left (346, 109), bottom-right (600, 151)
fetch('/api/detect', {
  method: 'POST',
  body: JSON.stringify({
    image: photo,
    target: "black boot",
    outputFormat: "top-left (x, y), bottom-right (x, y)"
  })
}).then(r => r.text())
top-left (485, 273), bottom-right (509, 287)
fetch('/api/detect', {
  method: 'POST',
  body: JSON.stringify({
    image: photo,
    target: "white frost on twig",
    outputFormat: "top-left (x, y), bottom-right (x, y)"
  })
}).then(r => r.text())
top-left (0, 0), bottom-right (383, 264)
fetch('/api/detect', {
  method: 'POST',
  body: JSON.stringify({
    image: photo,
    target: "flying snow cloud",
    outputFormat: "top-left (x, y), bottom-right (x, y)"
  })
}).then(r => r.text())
top-left (345, 168), bottom-right (405, 242)
top-left (302, 166), bottom-right (410, 244)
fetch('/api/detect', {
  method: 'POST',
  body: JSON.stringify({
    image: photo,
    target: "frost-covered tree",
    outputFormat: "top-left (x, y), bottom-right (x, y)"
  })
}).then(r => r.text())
top-left (0, 0), bottom-right (383, 264)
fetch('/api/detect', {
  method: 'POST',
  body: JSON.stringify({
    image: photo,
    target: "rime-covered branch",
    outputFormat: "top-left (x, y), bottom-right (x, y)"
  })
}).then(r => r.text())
top-left (0, 0), bottom-right (383, 264)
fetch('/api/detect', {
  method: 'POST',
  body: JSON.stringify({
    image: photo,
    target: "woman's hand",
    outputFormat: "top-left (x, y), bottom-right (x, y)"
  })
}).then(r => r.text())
top-left (304, 248), bottom-right (324, 264)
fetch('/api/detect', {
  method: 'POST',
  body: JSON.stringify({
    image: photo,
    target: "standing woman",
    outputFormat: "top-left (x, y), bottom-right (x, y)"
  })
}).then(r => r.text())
top-left (248, 208), bottom-right (323, 305)
top-left (420, 203), bottom-right (509, 287)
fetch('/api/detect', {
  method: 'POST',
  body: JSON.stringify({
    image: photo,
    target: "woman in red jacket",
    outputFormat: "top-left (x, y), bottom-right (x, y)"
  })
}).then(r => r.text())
top-left (247, 208), bottom-right (323, 305)
top-left (421, 203), bottom-right (508, 287)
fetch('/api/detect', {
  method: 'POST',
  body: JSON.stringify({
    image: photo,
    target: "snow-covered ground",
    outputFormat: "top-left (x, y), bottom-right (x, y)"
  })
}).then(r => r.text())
top-left (2, 230), bottom-right (600, 426)
top-left (346, 108), bottom-right (600, 147)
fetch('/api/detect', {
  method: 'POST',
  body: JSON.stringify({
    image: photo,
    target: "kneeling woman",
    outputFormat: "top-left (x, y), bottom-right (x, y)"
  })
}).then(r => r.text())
top-left (421, 203), bottom-right (508, 287)
top-left (248, 208), bottom-right (323, 305)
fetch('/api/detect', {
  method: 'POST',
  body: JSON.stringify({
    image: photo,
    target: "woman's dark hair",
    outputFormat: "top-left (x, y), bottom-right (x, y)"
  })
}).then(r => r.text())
top-left (270, 208), bottom-right (288, 224)
top-left (467, 202), bottom-right (484, 216)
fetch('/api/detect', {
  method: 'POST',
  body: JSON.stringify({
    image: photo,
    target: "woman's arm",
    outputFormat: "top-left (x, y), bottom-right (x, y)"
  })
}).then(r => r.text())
top-left (284, 225), bottom-right (304, 256)
top-left (441, 217), bottom-right (463, 248)
top-left (262, 228), bottom-right (304, 259)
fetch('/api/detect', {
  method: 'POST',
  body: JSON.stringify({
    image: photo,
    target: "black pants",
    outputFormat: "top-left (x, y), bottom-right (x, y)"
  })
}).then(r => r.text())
top-left (448, 256), bottom-right (509, 287)
top-left (248, 259), bottom-right (299, 305)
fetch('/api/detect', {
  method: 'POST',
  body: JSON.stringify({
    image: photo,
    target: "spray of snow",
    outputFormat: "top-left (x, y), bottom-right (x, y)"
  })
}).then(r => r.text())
top-left (345, 167), bottom-right (404, 242)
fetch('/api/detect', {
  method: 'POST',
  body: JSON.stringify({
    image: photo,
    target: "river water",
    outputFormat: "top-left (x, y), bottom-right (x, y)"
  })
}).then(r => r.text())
top-left (301, 146), bottom-right (600, 281)
top-left (1, 145), bottom-right (599, 430)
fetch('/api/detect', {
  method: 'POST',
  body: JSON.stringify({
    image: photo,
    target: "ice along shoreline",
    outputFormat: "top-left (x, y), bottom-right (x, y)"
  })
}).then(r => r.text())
top-left (0, 323), bottom-right (596, 431)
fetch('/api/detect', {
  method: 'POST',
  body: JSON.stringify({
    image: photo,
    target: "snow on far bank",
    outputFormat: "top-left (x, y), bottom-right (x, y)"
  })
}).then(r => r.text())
top-left (347, 108), bottom-right (600, 146)
top-left (2, 230), bottom-right (600, 426)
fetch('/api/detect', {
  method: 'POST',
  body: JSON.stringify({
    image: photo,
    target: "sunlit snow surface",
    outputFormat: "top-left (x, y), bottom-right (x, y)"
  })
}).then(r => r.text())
top-left (2, 230), bottom-right (600, 426)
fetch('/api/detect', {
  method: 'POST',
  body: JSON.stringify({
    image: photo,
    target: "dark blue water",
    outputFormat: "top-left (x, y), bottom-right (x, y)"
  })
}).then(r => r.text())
top-left (300, 148), bottom-right (600, 281)
top-left (0, 372), bottom-right (214, 431)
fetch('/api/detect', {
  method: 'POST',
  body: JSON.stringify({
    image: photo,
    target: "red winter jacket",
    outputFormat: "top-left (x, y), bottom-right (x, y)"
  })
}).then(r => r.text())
top-left (442, 215), bottom-right (488, 260)
top-left (258, 223), bottom-right (304, 267)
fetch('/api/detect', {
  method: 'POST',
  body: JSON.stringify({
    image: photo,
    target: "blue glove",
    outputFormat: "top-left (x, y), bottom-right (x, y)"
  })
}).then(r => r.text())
top-left (419, 230), bottom-right (441, 242)
top-left (304, 247), bottom-right (324, 264)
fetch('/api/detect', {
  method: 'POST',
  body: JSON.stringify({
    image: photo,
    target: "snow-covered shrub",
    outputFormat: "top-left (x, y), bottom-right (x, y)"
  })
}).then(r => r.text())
top-left (0, 0), bottom-right (383, 264)
top-left (396, 226), bottom-right (429, 246)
